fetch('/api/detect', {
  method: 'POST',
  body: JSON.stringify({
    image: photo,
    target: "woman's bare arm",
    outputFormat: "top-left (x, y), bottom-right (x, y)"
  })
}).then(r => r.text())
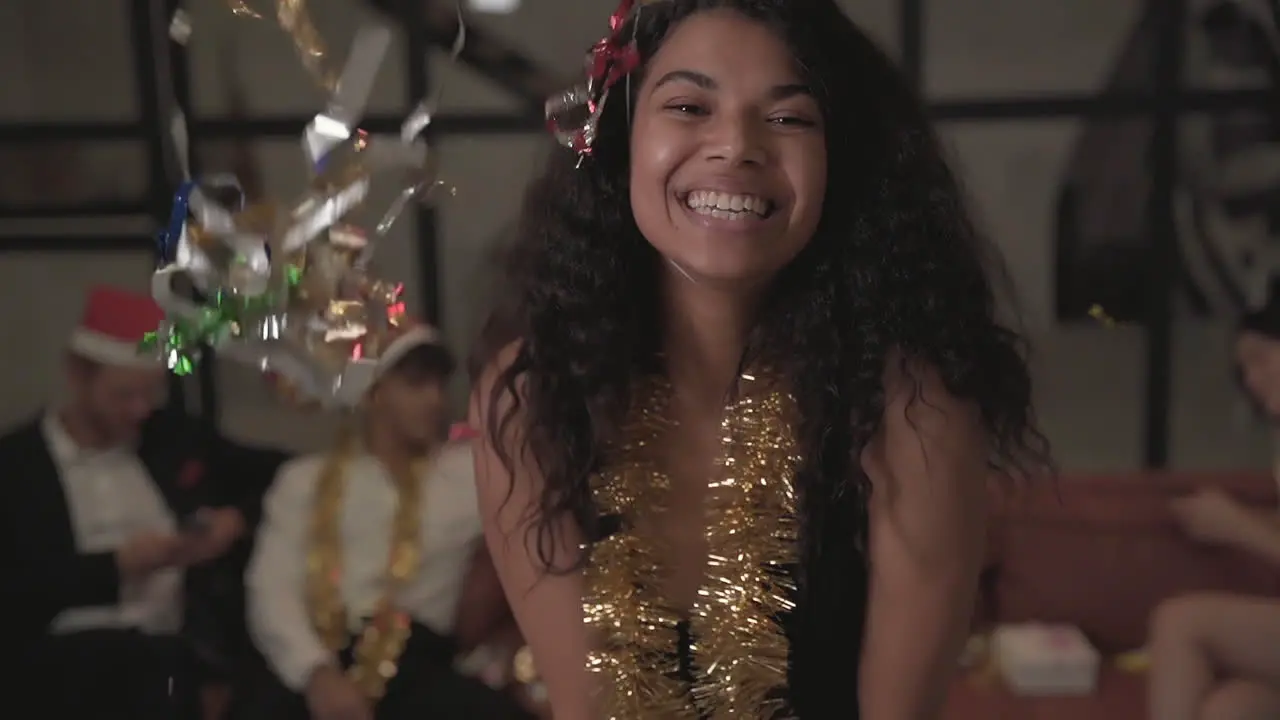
top-left (858, 359), bottom-right (990, 720)
top-left (470, 350), bottom-right (595, 720)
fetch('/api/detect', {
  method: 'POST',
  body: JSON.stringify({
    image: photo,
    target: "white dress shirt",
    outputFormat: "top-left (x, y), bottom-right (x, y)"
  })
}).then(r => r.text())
top-left (246, 441), bottom-right (483, 691)
top-left (43, 414), bottom-right (183, 635)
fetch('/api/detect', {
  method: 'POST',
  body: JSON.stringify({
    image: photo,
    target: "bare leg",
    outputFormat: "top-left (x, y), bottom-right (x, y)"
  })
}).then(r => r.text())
top-left (1201, 680), bottom-right (1280, 720)
top-left (1148, 593), bottom-right (1280, 720)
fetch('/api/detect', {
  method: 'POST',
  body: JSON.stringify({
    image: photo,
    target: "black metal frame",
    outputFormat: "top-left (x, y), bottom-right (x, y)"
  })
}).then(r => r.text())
top-left (1142, 0), bottom-right (1188, 470)
top-left (0, 0), bottom-right (1262, 465)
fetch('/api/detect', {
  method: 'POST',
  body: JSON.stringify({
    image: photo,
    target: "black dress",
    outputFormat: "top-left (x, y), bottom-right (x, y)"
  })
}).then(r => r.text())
top-left (607, 485), bottom-right (871, 718)
top-left (783, 485), bottom-right (871, 717)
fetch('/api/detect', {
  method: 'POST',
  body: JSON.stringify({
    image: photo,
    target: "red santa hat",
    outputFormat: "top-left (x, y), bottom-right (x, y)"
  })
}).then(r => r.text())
top-left (68, 286), bottom-right (165, 368)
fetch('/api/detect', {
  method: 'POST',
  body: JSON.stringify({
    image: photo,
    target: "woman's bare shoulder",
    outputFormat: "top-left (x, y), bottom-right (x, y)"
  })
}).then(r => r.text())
top-left (470, 339), bottom-right (525, 428)
top-left (470, 339), bottom-right (538, 510)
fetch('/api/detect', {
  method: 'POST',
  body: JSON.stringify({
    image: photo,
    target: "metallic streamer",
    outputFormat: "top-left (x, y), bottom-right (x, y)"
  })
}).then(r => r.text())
top-left (584, 371), bottom-right (800, 719)
top-left (224, 0), bottom-right (338, 90)
top-left (274, 0), bottom-right (339, 90)
top-left (148, 2), bottom-right (469, 408)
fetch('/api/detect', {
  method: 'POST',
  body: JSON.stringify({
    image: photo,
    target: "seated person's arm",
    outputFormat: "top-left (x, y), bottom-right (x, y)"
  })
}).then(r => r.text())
top-left (1171, 486), bottom-right (1280, 567)
top-left (453, 542), bottom-right (532, 698)
top-left (445, 438), bottom-right (519, 653)
top-left (3, 451), bottom-right (169, 619)
top-left (246, 459), bottom-right (335, 691)
top-left (472, 351), bottom-right (595, 720)
top-left (454, 543), bottom-right (512, 653)
top-left (1226, 506), bottom-right (1280, 566)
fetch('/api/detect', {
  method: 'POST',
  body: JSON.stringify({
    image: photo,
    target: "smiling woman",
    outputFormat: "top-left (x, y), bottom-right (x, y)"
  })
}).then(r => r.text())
top-left (630, 14), bottom-right (827, 288)
top-left (471, 1), bottom-right (1051, 719)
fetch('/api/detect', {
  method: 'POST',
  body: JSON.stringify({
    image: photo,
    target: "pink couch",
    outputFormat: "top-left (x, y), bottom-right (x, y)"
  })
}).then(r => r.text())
top-left (945, 471), bottom-right (1280, 719)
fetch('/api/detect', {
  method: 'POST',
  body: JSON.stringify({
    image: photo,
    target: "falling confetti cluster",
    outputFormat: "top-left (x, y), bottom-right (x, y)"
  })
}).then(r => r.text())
top-left (144, 0), bottom-right (464, 407)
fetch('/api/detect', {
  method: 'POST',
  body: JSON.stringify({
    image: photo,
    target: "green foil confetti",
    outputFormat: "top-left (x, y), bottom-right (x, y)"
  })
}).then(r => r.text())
top-left (140, 264), bottom-right (303, 375)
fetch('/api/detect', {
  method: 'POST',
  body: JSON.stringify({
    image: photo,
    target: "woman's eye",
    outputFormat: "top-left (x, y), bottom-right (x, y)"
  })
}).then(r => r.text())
top-left (666, 103), bottom-right (707, 116)
top-left (769, 115), bottom-right (816, 127)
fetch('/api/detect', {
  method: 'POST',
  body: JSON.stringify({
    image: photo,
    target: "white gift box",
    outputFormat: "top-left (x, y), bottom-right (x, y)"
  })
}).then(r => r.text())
top-left (992, 623), bottom-right (1101, 696)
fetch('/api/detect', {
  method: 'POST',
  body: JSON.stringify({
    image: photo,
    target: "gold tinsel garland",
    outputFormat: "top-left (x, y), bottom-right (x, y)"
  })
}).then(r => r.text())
top-left (585, 370), bottom-right (802, 719)
top-left (306, 425), bottom-right (425, 700)
top-left (585, 375), bottom-right (694, 718)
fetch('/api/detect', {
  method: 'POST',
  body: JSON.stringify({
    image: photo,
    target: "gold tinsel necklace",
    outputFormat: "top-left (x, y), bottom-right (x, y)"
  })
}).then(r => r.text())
top-left (584, 368), bottom-right (802, 719)
top-left (306, 425), bottom-right (426, 700)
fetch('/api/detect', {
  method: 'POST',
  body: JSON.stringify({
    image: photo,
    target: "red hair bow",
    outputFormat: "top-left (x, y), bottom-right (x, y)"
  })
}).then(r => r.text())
top-left (545, 0), bottom-right (644, 157)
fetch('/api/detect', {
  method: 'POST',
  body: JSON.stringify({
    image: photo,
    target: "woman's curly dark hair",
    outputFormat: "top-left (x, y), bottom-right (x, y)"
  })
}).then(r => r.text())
top-left (484, 0), bottom-right (1051, 573)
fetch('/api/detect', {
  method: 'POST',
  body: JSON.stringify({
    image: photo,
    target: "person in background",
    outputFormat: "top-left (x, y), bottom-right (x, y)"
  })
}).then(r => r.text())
top-left (0, 285), bottom-right (286, 720)
top-left (1147, 307), bottom-right (1280, 720)
top-left (236, 322), bottom-right (531, 720)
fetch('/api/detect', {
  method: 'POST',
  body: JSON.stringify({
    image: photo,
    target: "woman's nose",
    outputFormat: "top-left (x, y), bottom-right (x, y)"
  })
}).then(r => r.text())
top-left (703, 112), bottom-right (767, 166)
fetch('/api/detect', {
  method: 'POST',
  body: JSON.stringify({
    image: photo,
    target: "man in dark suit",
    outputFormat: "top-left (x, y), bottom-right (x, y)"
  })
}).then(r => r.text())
top-left (0, 285), bottom-right (286, 719)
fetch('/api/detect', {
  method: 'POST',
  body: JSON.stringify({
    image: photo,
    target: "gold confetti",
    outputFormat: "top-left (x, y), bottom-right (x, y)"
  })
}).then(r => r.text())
top-left (226, 0), bottom-right (337, 90)
top-left (1115, 649), bottom-right (1149, 673)
top-left (1088, 304), bottom-right (1118, 327)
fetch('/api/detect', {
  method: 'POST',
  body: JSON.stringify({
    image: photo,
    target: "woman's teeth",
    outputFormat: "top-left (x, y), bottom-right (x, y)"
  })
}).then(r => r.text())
top-left (684, 190), bottom-right (772, 219)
